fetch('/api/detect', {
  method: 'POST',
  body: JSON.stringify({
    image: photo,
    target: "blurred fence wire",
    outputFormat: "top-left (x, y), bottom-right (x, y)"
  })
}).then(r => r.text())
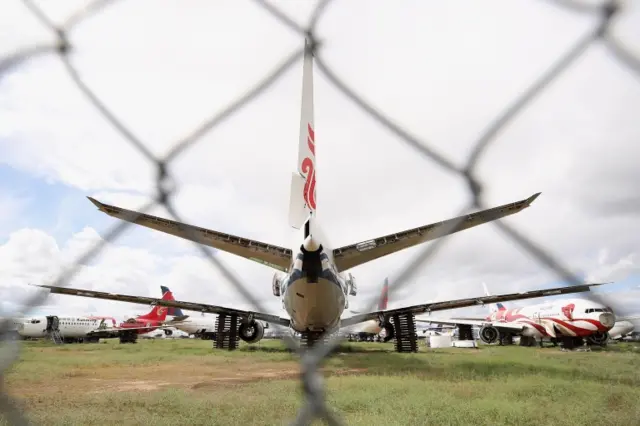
top-left (1, 0), bottom-right (639, 424)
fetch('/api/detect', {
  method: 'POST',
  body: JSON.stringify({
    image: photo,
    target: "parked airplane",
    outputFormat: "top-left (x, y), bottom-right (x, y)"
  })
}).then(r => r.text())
top-left (17, 315), bottom-right (116, 343)
top-left (159, 285), bottom-right (270, 339)
top-left (345, 279), bottom-right (456, 342)
top-left (18, 287), bottom-right (180, 343)
top-left (34, 38), bottom-right (608, 352)
top-left (608, 314), bottom-right (638, 340)
top-left (415, 282), bottom-right (617, 349)
top-left (342, 278), bottom-right (389, 341)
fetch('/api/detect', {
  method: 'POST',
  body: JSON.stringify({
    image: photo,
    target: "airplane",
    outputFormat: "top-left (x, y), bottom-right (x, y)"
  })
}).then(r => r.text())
top-left (608, 314), bottom-right (638, 340)
top-left (158, 285), bottom-right (270, 340)
top-left (344, 279), bottom-right (457, 342)
top-left (414, 282), bottom-right (617, 349)
top-left (341, 278), bottom-right (389, 342)
top-left (18, 287), bottom-right (180, 343)
top-left (17, 315), bottom-right (116, 343)
top-left (32, 37), bottom-right (609, 353)
top-left (0, 316), bottom-right (29, 338)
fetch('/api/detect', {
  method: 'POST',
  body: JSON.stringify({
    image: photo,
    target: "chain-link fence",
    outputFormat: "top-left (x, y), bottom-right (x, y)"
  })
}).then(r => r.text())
top-left (1, 0), bottom-right (639, 424)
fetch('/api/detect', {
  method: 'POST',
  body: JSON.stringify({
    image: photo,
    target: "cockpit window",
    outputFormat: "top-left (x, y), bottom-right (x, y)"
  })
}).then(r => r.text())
top-left (585, 308), bottom-right (606, 313)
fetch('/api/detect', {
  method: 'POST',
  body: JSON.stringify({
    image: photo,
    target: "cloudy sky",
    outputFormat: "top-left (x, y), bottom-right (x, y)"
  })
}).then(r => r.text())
top-left (1, 0), bottom-right (639, 323)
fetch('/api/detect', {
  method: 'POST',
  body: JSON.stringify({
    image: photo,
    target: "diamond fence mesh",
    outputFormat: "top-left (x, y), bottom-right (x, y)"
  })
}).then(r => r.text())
top-left (1, 0), bottom-right (639, 425)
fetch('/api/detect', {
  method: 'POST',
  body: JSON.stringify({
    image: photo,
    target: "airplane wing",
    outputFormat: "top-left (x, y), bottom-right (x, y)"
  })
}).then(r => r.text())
top-left (35, 285), bottom-right (292, 328)
top-left (414, 317), bottom-right (526, 332)
top-left (339, 282), bottom-right (607, 328)
top-left (332, 192), bottom-right (541, 272)
top-left (86, 197), bottom-right (293, 272)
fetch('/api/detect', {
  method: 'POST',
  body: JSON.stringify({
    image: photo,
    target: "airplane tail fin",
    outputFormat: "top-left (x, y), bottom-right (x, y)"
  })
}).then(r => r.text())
top-left (137, 289), bottom-right (174, 321)
top-left (160, 285), bottom-right (184, 317)
top-left (482, 282), bottom-right (506, 312)
top-left (289, 37), bottom-right (316, 234)
top-left (378, 277), bottom-right (389, 310)
top-left (348, 277), bottom-right (389, 315)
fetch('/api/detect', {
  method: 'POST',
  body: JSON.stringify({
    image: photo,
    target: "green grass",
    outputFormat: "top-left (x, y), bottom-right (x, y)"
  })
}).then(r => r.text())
top-left (2, 339), bottom-right (640, 425)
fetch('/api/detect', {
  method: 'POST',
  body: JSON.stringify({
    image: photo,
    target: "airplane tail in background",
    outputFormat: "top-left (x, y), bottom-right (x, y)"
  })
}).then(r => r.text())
top-left (482, 282), bottom-right (506, 313)
top-left (289, 37), bottom-right (317, 236)
top-left (378, 278), bottom-right (389, 310)
top-left (349, 278), bottom-right (389, 315)
top-left (137, 288), bottom-right (174, 321)
top-left (160, 285), bottom-right (184, 317)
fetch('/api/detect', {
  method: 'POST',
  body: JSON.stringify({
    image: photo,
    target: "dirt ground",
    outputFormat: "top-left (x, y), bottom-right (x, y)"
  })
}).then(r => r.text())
top-left (9, 360), bottom-right (367, 397)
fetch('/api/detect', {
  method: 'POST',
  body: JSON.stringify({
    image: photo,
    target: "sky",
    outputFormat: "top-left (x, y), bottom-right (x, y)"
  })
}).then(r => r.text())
top-left (0, 0), bottom-right (639, 323)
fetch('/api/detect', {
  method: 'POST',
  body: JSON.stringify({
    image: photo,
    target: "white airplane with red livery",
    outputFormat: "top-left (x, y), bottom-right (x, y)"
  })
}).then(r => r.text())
top-left (20, 287), bottom-right (183, 343)
top-left (418, 283), bottom-right (617, 348)
top-left (34, 38), bottom-right (608, 351)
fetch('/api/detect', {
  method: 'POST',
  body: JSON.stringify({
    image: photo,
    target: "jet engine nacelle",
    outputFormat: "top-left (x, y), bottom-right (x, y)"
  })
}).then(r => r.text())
top-left (479, 325), bottom-right (499, 344)
top-left (239, 320), bottom-right (265, 344)
top-left (381, 321), bottom-right (395, 342)
top-left (163, 329), bottom-right (173, 336)
top-left (587, 331), bottom-right (609, 346)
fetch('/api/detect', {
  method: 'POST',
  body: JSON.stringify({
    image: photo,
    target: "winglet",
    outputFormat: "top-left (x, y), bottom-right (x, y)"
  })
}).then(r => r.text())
top-left (585, 281), bottom-right (612, 289)
top-left (526, 192), bottom-right (541, 205)
top-left (30, 284), bottom-right (49, 290)
top-left (87, 196), bottom-right (104, 209)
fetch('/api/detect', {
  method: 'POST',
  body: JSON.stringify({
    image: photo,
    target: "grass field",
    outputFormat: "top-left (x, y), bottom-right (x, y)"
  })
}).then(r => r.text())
top-left (2, 338), bottom-right (640, 425)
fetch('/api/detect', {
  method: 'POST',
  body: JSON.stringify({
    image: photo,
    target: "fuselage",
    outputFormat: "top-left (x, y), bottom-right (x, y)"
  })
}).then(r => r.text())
top-left (0, 317), bottom-right (26, 332)
top-left (170, 316), bottom-right (269, 336)
top-left (608, 320), bottom-right (635, 339)
top-left (487, 298), bottom-right (616, 338)
top-left (17, 316), bottom-right (117, 339)
top-left (172, 317), bottom-right (217, 335)
top-left (277, 245), bottom-right (348, 333)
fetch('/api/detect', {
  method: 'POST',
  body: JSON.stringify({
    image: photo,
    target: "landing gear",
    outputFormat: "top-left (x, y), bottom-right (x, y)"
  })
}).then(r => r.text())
top-left (457, 324), bottom-right (474, 341)
top-left (498, 332), bottom-right (514, 346)
top-left (119, 331), bottom-right (138, 344)
top-left (559, 336), bottom-right (584, 350)
top-left (389, 313), bottom-right (418, 353)
top-left (300, 331), bottom-right (330, 349)
top-left (214, 314), bottom-right (240, 351)
top-left (519, 336), bottom-right (537, 347)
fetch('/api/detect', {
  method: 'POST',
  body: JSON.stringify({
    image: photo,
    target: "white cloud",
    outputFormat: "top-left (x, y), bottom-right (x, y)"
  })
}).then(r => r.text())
top-left (0, 1), bottom-right (639, 321)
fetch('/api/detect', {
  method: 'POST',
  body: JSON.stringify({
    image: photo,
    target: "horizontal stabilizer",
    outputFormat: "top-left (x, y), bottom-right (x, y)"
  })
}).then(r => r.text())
top-left (167, 315), bottom-right (190, 322)
top-left (86, 197), bottom-right (292, 272)
top-left (333, 192), bottom-right (542, 272)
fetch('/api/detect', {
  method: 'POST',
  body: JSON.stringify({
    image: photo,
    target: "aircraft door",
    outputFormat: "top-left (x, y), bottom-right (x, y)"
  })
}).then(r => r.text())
top-left (45, 316), bottom-right (60, 333)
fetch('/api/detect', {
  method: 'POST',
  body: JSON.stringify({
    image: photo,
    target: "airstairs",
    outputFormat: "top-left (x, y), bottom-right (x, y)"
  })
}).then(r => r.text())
top-left (45, 315), bottom-right (63, 344)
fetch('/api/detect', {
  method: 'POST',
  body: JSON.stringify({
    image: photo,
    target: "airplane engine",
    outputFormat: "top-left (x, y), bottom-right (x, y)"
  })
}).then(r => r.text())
top-left (239, 320), bottom-right (265, 344)
top-left (587, 331), bottom-right (609, 346)
top-left (164, 329), bottom-right (173, 336)
top-left (382, 321), bottom-right (395, 343)
top-left (479, 325), bottom-right (499, 344)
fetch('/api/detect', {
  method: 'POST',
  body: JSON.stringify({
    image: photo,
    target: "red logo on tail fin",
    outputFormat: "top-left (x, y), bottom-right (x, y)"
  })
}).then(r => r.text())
top-left (561, 303), bottom-right (575, 320)
top-left (378, 282), bottom-right (389, 310)
top-left (301, 123), bottom-right (316, 210)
